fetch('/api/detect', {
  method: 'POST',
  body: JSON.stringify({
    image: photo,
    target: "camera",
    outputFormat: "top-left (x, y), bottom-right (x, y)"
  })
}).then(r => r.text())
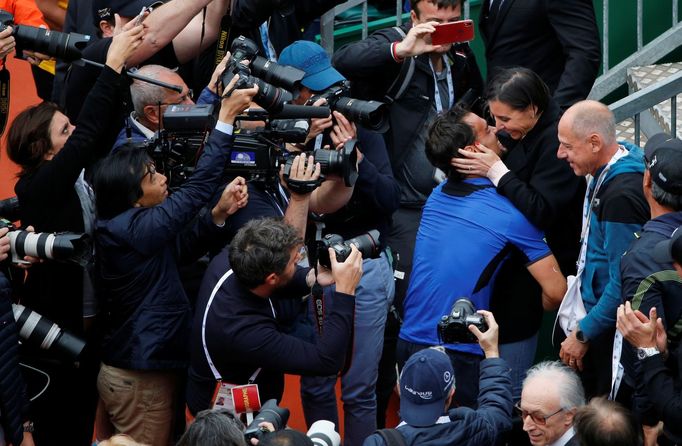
top-left (310, 81), bottom-right (389, 133)
top-left (317, 229), bottom-right (380, 269)
top-left (0, 9), bottom-right (91, 62)
top-left (0, 220), bottom-right (93, 267)
top-left (0, 196), bottom-right (20, 222)
top-left (282, 138), bottom-right (359, 188)
top-left (220, 36), bottom-right (306, 114)
top-left (307, 420), bottom-right (341, 446)
top-left (243, 399), bottom-right (290, 441)
top-left (13, 303), bottom-right (86, 361)
top-left (437, 298), bottom-right (488, 344)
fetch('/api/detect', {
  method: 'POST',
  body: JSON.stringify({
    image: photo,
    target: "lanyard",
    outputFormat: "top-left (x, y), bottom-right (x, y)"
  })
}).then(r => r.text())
top-left (429, 56), bottom-right (454, 113)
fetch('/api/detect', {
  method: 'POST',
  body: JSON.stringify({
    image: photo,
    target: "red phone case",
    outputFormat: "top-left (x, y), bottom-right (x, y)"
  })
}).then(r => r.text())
top-left (431, 20), bottom-right (475, 45)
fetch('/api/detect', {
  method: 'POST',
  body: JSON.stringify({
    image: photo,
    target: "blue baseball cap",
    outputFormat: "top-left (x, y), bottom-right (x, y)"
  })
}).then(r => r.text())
top-left (278, 40), bottom-right (345, 92)
top-left (399, 348), bottom-right (455, 427)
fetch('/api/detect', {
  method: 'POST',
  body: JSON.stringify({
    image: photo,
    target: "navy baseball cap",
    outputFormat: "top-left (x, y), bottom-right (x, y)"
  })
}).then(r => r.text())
top-left (643, 132), bottom-right (682, 194)
top-left (93, 0), bottom-right (163, 25)
top-left (399, 348), bottom-right (455, 427)
top-left (653, 226), bottom-right (682, 264)
top-left (278, 40), bottom-right (345, 92)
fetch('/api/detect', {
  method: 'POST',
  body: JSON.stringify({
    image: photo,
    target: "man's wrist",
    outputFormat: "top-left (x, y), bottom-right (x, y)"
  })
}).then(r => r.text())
top-left (391, 41), bottom-right (406, 62)
top-left (483, 349), bottom-right (499, 358)
top-left (575, 326), bottom-right (589, 344)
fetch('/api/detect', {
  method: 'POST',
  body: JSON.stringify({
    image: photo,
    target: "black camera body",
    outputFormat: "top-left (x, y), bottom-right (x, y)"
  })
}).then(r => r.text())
top-left (310, 81), bottom-right (389, 133)
top-left (437, 298), bottom-right (488, 344)
top-left (0, 9), bottom-right (90, 62)
top-left (243, 399), bottom-right (290, 441)
top-left (282, 138), bottom-right (359, 188)
top-left (317, 229), bottom-right (380, 268)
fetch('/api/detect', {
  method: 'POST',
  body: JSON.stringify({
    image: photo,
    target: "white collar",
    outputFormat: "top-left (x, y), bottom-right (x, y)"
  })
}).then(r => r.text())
top-left (549, 426), bottom-right (575, 446)
top-left (130, 112), bottom-right (157, 140)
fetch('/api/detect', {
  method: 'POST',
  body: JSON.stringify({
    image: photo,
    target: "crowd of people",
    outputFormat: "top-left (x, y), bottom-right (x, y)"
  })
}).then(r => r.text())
top-left (0, 0), bottom-right (680, 446)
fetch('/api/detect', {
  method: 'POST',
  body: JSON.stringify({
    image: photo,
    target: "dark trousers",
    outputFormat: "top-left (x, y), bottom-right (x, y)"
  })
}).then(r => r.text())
top-left (376, 207), bottom-right (422, 426)
top-left (396, 339), bottom-right (482, 409)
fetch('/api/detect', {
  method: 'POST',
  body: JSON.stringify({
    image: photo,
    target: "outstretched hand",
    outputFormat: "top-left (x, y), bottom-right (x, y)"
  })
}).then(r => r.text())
top-left (617, 301), bottom-right (667, 353)
top-left (212, 177), bottom-right (248, 225)
top-left (106, 14), bottom-right (145, 73)
top-left (469, 310), bottom-right (499, 358)
top-left (393, 21), bottom-right (444, 59)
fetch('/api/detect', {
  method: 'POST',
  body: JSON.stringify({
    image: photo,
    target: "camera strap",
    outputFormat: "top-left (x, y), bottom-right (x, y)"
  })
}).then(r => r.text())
top-left (0, 64), bottom-right (9, 136)
top-left (285, 178), bottom-right (320, 195)
top-left (310, 221), bottom-right (325, 335)
top-left (214, 13), bottom-right (233, 68)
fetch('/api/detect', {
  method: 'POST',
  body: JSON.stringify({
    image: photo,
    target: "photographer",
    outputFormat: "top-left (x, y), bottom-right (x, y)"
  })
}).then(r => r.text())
top-left (397, 111), bottom-right (566, 408)
top-left (278, 40), bottom-right (400, 446)
top-left (112, 54), bottom-right (231, 151)
top-left (4, 20), bottom-right (143, 446)
top-left (363, 311), bottom-right (512, 446)
top-left (186, 217), bottom-right (363, 416)
top-left (90, 74), bottom-right (254, 446)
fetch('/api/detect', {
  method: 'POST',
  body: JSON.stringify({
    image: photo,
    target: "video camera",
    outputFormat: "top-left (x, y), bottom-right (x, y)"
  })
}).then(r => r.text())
top-left (310, 81), bottom-right (389, 133)
top-left (0, 10), bottom-right (90, 62)
top-left (317, 229), bottom-right (381, 268)
top-left (437, 298), bottom-right (488, 344)
top-left (0, 219), bottom-right (93, 267)
top-left (13, 303), bottom-right (86, 361)
top-left (243, 399), bottom-right (290, 441)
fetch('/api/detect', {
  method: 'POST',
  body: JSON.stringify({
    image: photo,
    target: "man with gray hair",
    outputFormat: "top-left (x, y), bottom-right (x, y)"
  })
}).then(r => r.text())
top-left (518, 361), bottom-right (585, 446)
top-left (573, 397), bottom-right (641, 446)
top-left (616, 134), bottom-right (682, 412)
top-left (556, 100), bottom-right (649, 397)
top-left (111, 56), bottom-right (229, 151)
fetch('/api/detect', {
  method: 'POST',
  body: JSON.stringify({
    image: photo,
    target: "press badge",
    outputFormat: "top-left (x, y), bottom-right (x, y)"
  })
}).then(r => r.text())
top-left (211, 381), bottom-right (237, 412)
top-left (211, 382), bottom-right (262, 414)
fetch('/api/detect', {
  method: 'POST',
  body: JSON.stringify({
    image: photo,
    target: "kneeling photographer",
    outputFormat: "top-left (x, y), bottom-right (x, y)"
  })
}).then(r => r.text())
top-left (364, 311), bottom-right (513, 446)
top-left (90, 74), bottom-right (254, 446)
top-left (186, 217), bottom-right (363, 417)
top-left (276, 40), bottom-right (400, 446)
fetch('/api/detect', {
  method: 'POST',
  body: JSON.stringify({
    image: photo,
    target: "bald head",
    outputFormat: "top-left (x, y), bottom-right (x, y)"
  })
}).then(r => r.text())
top-left (557, 100), bottom-right (619, 177)
top-left (574, 397), bottom-right (640, 446)
top-left (563, 100), bottom-right (617, 146)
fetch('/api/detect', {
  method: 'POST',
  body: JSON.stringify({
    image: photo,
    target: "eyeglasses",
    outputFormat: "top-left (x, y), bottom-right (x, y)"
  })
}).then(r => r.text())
top-left (159, 89), bottom-right (194, 107)
top-left (142, 162), bottom-right (157, 181)
top-left (514, 403), bottom-right (564, 425)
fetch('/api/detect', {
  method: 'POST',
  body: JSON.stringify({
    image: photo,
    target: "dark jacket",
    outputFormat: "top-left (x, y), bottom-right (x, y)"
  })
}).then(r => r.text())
top-left (362, 358), bottom-right (513, 446)
top-left (636, 347), bottom-right (682, 443)
top-left (621, 212), bottom-right (682, 392)
top-left (16, 65), bottom-right (126, 335)
top-left (489, 101), bottom-right (584, 342)
top-left (332, 24), bottom-right (483, 198)
top-left (479, 0), bottom-right (601, 110)
top-left (96, 129), bottom-right (234, 371)
top-left (0, 272), bottom-right (29, 446)
top-left (186, 247), bottom-right (356, 415)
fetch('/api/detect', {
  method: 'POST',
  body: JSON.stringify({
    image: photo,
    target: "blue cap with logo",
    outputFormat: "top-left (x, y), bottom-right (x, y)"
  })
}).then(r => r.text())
top-left (278, 40), bottom-right (345, 92)
top-left (399, 347), bottom-right (455, 427)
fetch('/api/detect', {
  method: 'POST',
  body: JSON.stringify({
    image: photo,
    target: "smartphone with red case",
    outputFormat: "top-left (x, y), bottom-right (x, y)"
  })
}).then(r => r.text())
top-left (430, 19), bottom-right (475, 45)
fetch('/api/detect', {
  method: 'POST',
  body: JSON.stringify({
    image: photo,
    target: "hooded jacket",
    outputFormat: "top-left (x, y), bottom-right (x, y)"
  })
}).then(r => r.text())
top-left (579, 142), bottom-right (649, 340)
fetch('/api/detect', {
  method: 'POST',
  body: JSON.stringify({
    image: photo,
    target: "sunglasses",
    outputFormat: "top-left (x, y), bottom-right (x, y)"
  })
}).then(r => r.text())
top-left (514, 403), bottom-right (564, 425)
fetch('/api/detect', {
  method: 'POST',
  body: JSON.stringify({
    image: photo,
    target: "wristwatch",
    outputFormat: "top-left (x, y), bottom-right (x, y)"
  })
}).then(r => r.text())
top-left (637, 347), bottom-right (660, 360)
top-left (23, 421), bottom-right (34, 433)
top-left (575, 327), bottom-right (588, 344)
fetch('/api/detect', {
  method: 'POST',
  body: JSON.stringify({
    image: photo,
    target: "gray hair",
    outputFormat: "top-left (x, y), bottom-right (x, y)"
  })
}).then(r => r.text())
top-left (570, 100), bottom-right (617, 147)
top-left (130, 64), bottom-right (177, 116)
top-left (523, 361), bottom-right (585, 410)
top-left (651, 181), bottom-right (682, 211)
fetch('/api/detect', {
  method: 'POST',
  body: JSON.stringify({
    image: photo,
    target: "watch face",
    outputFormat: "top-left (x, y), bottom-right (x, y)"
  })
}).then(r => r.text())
top-left (637, 349), bottom-right (646, 360)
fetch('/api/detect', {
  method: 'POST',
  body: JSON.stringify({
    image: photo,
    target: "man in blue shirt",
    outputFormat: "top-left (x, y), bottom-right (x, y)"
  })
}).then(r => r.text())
top-left (398, 110), bottom-right (567, 408)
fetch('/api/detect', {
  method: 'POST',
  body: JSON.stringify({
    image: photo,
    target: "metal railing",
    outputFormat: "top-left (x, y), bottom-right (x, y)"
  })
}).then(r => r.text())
top-left (610, 71), bottom-right (682, 146)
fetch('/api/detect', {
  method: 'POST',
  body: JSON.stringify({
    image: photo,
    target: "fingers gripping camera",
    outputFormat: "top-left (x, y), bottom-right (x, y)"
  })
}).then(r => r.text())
top-left (437, 298), bottom-right (489, 344)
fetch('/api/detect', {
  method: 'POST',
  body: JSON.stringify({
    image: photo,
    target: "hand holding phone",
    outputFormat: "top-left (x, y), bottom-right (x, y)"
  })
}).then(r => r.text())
top-left (134, 6), bottom-right (151, 26)
top-left (430, 19), bottom-right (474, 46)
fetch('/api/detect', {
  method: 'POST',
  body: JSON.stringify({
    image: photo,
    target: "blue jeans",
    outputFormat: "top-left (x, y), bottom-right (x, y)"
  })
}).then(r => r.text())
top-left (301, 253), bottom-right (395, 446)
top-left (498, 333), bottom-right (538, 402)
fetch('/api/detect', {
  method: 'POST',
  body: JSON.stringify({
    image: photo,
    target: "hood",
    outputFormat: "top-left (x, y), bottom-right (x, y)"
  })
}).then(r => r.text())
top-left (600, 140), bottom-right (645, 185)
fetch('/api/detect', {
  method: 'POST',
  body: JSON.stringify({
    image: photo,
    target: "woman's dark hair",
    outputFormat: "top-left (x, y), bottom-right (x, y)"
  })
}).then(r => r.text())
top-left (485, 67), bottom-right (550, 115)
top-left (425, 111), bottom-right (475, 181)
top-left (6, 101), bottom-right (61, 176)
top-left (91, 144), bottom-right (150, 220)
top-left (229, 217), bottom-right (303, 289)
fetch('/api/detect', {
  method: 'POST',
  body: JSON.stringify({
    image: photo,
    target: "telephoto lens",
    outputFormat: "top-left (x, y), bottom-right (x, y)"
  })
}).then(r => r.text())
top-left (313, 139), bottom-right (359, 187)
top-left (307, 420), bottom-right (341, 446)
top-left (7, 231), bottom-right (93, 266)
top-left (12, 303), bottom-right (86, 361)
top-left (243, 399), bottom-right (290, 441)
top-left (317, 229), bottom-right (381, 269)
top-left (333, 97), bottom-right (389, 133)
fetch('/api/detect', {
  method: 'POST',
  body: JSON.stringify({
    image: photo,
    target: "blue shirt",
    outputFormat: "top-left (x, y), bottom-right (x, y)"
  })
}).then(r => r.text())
top-left (400, 178), bottom-right (550, 355)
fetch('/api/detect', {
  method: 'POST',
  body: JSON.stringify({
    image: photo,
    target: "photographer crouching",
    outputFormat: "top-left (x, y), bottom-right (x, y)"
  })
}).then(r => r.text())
top-left (90, 74), bottom-right (255, 446)
top-left (186, 217), bottom-right (363, 417)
